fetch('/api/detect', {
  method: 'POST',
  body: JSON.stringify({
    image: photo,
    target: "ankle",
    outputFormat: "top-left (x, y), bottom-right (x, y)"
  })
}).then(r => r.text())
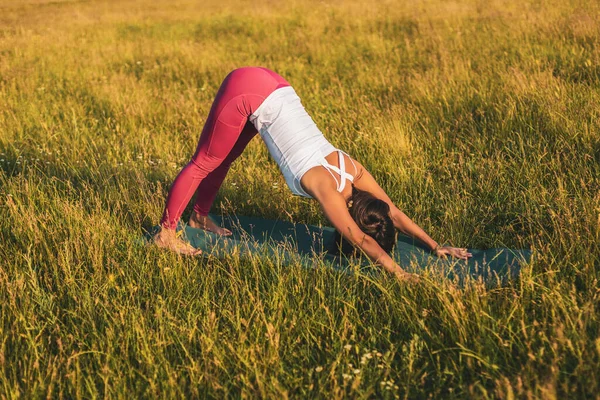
top-left (190, 212), bottom-right (208, 222)
top-left (155, 226), bottom-right (176, 242)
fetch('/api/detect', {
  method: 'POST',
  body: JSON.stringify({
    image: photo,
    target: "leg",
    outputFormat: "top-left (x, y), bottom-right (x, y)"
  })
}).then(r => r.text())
top-left (192, 121), bottom-right (258, 216)
top-left (156, 67), bottom-right (284, 255)
top-left (159, 119), bottom-right (247, 230)
top-left (155, 116), bottom-right (248, 254)
top-left (187, 121), bottom-right (257, 235)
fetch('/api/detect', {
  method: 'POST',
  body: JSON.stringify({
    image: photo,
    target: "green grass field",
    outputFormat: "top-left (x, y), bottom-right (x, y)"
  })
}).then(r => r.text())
top-left (1, 0), bottom-right (599, 397)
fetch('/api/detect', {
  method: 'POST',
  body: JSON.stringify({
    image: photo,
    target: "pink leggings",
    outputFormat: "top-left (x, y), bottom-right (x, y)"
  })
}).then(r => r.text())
top-left (160, 67), bottom-right (289, 229)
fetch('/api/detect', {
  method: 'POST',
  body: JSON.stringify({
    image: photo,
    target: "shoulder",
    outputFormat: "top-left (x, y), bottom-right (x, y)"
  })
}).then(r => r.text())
top-left (300, 166), bottom-right (338, 200)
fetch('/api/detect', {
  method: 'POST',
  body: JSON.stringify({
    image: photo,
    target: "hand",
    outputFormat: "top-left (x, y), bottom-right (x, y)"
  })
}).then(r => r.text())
top-left (434, 246), bottom-right (472, 260)
top-left (394, 270), bottom-right (420, 283)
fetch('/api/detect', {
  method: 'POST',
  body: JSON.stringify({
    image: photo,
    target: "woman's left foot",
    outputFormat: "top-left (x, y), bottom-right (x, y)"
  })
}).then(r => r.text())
top-left (189, 213), bottom-right (232, 236)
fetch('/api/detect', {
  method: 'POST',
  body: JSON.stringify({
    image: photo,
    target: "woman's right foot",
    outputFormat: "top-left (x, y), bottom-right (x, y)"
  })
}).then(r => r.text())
top-left (189, 213), bottom-right (232, 236)
top-left (153, 227), bottom-right (202, 256)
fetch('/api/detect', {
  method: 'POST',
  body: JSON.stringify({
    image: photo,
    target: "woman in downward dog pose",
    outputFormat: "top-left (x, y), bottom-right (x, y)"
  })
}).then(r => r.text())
top-left (154, 67), bottom-right (472, 280)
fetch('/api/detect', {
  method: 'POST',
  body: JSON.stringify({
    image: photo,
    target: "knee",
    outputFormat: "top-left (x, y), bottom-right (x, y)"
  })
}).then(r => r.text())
top-left (189, 154), bottom-right (221, 176)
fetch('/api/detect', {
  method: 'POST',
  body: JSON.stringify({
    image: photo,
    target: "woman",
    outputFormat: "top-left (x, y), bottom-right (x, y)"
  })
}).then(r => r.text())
top-left (154, 67), bottom-right (472, 280)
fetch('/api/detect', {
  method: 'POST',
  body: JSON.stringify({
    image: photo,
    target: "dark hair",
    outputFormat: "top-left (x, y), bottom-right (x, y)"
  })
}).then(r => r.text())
top-left (330, 185), bottom-right (396, 256)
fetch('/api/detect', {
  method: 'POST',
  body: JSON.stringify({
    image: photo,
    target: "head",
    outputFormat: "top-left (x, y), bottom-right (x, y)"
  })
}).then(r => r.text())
top-left (330, 185), bottom-right (396, 256)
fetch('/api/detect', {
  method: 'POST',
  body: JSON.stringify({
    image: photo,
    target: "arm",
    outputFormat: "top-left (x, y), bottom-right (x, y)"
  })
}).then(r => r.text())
top-left (312, 186), bottom-right (415, 280)
top-left (353, 164), bottom-right (471, 259)
top-left (351, 166), bottom-right (438, 250)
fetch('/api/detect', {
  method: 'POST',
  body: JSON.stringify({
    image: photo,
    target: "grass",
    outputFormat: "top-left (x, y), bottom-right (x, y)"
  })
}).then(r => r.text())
top-left (0, 0), bottom-right (599, 397)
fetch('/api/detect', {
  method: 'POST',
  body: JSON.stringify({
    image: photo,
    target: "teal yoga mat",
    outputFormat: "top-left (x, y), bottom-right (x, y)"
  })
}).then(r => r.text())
top-left (150, 214), bottom-right (530, 283)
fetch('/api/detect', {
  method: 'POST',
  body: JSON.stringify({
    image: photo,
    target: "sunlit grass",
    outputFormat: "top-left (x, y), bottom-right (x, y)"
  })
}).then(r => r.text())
top-left (0, 0), bottom-right (599, 397)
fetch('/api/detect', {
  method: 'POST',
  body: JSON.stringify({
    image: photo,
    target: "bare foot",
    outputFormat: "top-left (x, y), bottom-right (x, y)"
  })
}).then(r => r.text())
top-left (153, 227), bottom-right (203, 256)
top-left (189, 213), bottom-right (232, 236)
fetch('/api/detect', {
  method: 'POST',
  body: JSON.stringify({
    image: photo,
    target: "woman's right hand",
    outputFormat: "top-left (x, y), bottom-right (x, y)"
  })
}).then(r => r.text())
top-left (394, 270), bottom-right (420, 283)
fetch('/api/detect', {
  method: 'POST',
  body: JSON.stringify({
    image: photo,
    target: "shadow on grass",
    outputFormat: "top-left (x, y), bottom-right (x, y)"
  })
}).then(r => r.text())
top-left (146, 214), bottom-right (531, 285)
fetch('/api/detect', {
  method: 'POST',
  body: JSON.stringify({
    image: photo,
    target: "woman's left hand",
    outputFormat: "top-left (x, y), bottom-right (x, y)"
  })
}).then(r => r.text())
top-left (434, 246), bottom-right (472, 260)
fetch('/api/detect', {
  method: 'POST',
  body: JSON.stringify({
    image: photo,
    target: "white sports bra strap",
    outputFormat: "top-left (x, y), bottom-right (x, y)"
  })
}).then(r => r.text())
top-left (337, 151), bottom-right (348, 192)
top-left (323, 166), bottom-right (340, 188)
top-left (347, 152), bottom-right (359, 176)
top-left (323, 150), bottom-right (355, 192)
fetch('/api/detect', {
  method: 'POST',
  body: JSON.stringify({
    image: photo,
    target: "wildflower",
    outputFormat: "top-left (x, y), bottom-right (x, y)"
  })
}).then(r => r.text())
top-left (342, 373), bottom-right (351, 380)
top-left (315, 366), bottom-right (323, 372)
top-left (376, 352), bottom-right (382, 357)
top-left (353, 369), bottom-right (360, 375)
top-left (344, 344), bottom-right (352, 351)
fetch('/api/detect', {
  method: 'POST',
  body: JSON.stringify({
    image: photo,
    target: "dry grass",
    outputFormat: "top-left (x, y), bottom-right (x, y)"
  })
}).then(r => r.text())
top-left (0, 0), bottom-right (599, 398)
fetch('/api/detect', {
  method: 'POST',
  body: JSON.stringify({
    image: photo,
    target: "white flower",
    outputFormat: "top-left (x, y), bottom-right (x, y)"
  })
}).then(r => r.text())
top-left (353, 369), bottom-right (360, 375)
top-left (344, 344), bottom-right (352, 351)
top-left (315, 366), bottom-right (323, 372)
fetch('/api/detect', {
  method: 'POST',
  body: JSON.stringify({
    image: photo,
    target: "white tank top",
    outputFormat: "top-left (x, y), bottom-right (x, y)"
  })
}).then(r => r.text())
top-left (249, 86), bottom-right (357, 198)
